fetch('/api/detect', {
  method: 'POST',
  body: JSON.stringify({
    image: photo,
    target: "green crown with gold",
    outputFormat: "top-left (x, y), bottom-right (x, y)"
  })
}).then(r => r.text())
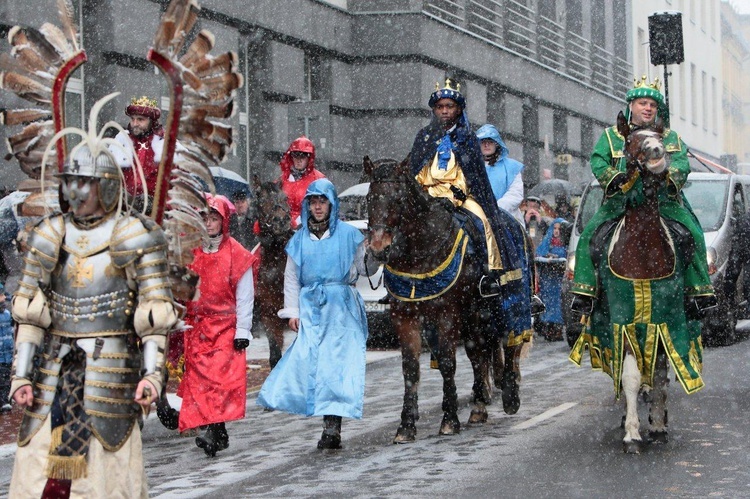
top-left (626, 75), bottom-right (664, 104)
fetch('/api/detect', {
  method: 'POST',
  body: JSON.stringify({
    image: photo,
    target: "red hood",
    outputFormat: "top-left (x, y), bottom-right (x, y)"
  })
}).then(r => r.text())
top-left (205, 193), bottom-right (236, 235)
top-left (280, 136), bottom-right (317, 178)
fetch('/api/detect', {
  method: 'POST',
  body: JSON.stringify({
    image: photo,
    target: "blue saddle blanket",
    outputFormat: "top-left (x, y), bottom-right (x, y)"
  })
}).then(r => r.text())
top-left (384, 228), bottom-right (469, 302)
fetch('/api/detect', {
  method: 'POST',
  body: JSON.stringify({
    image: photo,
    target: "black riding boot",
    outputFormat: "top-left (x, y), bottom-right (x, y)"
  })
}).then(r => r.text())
top-left (196, 422), bottom-right (229, 457)
top-left (317, 415), bottom-right (342, 450)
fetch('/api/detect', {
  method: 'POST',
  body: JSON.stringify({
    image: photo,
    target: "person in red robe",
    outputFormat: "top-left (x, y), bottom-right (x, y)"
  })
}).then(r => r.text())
top-left (177, 194), bottom-right (258, 457)
top-left (279, 136), bottom-right (326, 228)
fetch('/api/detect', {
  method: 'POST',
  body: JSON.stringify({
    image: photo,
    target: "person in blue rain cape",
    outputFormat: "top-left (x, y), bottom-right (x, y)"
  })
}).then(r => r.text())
top-left (257, 179), bottom-right (378, 450)
top-left (476, 124), bottom-right (525, 224)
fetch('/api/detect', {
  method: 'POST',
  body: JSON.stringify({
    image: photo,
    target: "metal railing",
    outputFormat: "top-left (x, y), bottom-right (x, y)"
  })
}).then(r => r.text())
top-left (504, 0), bottom-right (537, 59)
top-left (537, 15), bottom-right (565, 71)
top-left (421, 0), bottom-right (631, 98)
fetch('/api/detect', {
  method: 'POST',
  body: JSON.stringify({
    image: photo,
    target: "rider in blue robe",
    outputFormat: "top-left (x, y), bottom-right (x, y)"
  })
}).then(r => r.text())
top-left (257, 179), bottom-right (374, 450)
top-left (409, 80), bottom-right (532, 344)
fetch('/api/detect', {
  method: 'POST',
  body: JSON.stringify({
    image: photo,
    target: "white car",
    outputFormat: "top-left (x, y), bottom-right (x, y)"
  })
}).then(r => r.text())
top-left (339, 183), bottom-right (396, 347)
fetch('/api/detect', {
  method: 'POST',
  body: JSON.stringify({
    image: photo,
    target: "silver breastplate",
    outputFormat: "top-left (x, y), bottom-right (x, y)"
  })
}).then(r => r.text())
top-left (49, 217), bottom-right (134, 337)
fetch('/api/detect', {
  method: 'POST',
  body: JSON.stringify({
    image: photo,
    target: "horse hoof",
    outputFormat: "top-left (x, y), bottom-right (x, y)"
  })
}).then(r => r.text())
top-left (438, 417), bottom-right (460, 435)
top-left (468, 410), bottom-right (488, 425)
top-left (393, 426), bottom-right (416, 444)
top-left (648, 430), bottom-right (669, 444)
top-left (622, 440), bottom-right (642, 454)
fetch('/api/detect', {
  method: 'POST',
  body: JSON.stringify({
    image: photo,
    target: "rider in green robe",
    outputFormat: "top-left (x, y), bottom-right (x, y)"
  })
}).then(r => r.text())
top-left (570, 76), bottom-right (716, 318)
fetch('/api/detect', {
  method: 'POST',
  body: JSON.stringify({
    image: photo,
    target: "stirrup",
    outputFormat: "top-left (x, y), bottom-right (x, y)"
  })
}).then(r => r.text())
top-left (479, 275), bottom-right (501, 298)
top-left (685, 294), bottom-right (718, 320)
top-left (570, 294), bottom-right (594, 315)
top-left (530, 295), bottom-right (546, 317)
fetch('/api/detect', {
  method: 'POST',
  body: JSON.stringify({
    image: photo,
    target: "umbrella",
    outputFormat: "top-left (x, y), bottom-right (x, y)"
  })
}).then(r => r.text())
top-left (527, 179), bottom-right (573, 209)
top-left (209, 166), bottom-right (250, 199)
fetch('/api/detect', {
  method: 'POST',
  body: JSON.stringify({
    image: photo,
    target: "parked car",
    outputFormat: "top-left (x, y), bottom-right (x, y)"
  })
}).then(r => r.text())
top-left (339, 183), bottom-right (397, 348)
top-left (563, 172), bottom-right (750, 347)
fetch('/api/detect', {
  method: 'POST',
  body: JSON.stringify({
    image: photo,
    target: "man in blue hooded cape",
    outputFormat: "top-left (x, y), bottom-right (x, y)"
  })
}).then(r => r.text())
top-left (257, 179), bottom-right (376, 450)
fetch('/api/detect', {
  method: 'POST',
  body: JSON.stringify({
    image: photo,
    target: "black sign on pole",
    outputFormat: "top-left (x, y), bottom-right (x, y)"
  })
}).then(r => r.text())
top-left (648, 11), bottom-right (684, 66)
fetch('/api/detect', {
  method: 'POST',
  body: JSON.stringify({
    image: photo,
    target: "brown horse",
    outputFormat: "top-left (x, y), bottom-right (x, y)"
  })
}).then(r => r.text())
top-left (253, 179), bottom-right (294, 368)
top-left (584, 112), bottom-right (696, 454)
top-left (365, 157), bottom-right (521, 444)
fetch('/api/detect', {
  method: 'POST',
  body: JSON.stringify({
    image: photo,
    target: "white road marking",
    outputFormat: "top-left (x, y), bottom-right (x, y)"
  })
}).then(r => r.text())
top-left (512, 402), bottom-right (578, 430)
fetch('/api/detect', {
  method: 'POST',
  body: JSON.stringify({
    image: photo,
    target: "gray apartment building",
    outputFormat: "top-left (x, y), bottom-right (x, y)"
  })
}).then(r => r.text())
top-left (1, 0), bottom-right (632, 192)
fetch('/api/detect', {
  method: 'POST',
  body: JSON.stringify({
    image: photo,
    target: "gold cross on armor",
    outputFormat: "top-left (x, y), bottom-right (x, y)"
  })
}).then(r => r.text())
top-left (68, 256), bottom-right (94, 288)
top-left (76, 235), bottom-right (89, 249)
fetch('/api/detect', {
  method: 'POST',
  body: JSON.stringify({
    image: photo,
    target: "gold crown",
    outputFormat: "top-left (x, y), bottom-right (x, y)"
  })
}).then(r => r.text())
top-left (130, 96), bottom-right (158, 108)
top-left (434, 78), bottom-right (460, 93)
top-left (632, 75), bottom-right (661, 92)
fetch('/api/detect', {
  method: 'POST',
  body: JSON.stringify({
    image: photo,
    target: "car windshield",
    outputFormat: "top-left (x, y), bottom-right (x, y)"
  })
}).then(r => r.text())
top-left (575, 183), bottom-right (604, 234)
top-left (682, 179), bottom-right (728, 232)
top-left (339, 195), bottom-right (367, 221)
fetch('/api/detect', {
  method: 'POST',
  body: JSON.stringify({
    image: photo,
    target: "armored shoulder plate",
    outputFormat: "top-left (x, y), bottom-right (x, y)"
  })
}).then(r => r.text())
top-left (109, 212), bottom-right (169, 269)
top-left (26, 214), bottom-right (65, 273)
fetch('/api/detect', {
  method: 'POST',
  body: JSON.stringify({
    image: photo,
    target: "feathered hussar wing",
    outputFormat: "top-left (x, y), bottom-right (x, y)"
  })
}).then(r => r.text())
top-left (0, 71), bottom-right (52, 103)
top-left (148, 0), bottom-right (243, 268)
top-left (1, 7), bottom-right (86, 219)
top-left (192, 51), bottom-right (237, 79)
top-left (8, 27), bottom-right (63, 68)
top-left (39, 23), bottom-right (75, 59)
top-left (0, 108), bottom-right (53, 126)
top-left (56, 0), bottom-right (79, 52)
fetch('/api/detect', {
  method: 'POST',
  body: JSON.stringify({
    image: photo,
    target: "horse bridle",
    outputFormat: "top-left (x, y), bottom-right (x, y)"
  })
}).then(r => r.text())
top-left (367, 171), bottom-right (455, 261)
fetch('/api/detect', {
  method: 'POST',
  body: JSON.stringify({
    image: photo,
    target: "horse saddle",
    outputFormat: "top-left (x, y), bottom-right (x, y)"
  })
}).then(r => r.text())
top-left (590, 217), bottom-right (696, 272)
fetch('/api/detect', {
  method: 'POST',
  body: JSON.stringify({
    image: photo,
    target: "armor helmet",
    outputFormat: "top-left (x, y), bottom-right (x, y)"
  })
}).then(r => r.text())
top-left (58, 144), bottom-right (121, 213)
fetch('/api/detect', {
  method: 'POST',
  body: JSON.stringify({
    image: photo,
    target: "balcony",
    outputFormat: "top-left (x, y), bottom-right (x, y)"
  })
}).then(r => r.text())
top-left (421, 0), bottom-right (630, 97)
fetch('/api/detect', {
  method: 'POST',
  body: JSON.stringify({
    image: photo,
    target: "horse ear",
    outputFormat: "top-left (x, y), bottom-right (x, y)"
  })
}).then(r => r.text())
top-left (616, 111), bottom-right (629, 137)
top-left (363, 156), bottom-right (374, 177)
top-left (652, 115), bottom-right (665, 135)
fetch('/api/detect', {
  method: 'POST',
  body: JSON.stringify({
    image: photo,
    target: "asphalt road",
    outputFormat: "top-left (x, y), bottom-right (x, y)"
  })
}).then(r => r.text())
top-left (2, 327), bottom-right (750, 498)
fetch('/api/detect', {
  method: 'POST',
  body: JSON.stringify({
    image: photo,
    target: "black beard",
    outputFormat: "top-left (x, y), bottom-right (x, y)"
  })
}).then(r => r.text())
top-left (127, 123), bottom-right (151, 139)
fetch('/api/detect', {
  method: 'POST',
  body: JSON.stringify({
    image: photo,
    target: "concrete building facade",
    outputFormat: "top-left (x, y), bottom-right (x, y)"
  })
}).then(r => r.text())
top-left (1, 0), bottom-right (634, 193)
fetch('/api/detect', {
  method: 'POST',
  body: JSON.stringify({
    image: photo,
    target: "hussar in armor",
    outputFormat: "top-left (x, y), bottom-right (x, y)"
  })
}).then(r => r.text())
top-left (9, 94), bottom-right (178, 497)
top-left (1, 0), bottom-right (243, 495)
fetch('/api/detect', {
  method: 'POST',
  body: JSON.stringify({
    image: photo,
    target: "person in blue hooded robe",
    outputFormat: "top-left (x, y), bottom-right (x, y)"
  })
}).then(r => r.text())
top-left (476, 124), bottom-right (525, 224)
top-left (409, 79), bottom-right (532, 345)
top-left (257, 179), bottom-right (378, 450)
top-left (534, 218), bottom-right (570, 340)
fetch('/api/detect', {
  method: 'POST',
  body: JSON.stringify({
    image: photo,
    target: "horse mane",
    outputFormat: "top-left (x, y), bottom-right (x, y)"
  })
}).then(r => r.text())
top-left (367, 156), bottom-right (431, 211)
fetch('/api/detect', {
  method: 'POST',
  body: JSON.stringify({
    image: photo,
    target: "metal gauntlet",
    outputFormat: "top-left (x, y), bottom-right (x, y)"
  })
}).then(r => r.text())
top-left (13, 343), bottom-right (37, 381)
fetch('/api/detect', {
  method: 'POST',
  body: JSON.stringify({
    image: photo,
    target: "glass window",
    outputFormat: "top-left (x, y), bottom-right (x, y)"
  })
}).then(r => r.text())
top-left (683, 179), bottom-right (728, 231)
